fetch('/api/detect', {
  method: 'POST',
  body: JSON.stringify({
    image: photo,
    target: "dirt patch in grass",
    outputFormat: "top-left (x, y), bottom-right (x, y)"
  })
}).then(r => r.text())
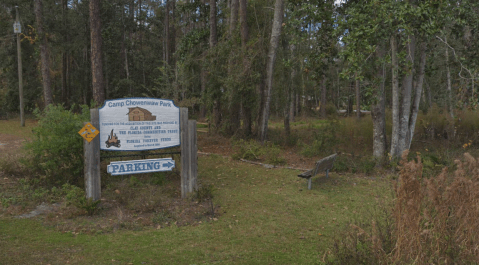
top-left (1, 172), bottom-right (220, 234)
top-left (0, 133), bottom-right (27, 158)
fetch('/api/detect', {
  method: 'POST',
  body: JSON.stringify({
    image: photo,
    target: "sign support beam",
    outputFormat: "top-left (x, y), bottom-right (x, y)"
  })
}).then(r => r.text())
top-left (84, 109), bottom-right (101, 201)
top-left (15, 6), bottom-right (24, 127)
top-left (188, 119), bottom-right (197, 193)
top-left (180, 108), bottom-right (189, 198)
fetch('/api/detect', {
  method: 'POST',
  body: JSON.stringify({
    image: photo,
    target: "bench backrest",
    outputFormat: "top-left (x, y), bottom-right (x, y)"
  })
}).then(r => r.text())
top-left (313, 153), bottom-right (337, 175)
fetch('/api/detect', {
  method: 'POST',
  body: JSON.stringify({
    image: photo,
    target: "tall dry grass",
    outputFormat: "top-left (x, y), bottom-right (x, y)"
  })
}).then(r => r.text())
top-left (328, 151), bottom-right (479, 264)
top-left (393, 151), bottom-right (479, 263)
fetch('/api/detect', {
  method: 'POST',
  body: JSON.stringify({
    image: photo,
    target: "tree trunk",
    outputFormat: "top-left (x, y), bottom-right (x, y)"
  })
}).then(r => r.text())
top-left (355, 78), bottom-right (360, 119)
top-left (285, 44), bottom-right (296, 137)
top-left (445, 35), bottom-right (454, 118)
top-left (258, 0), bottom-right (284, 143)
top-left (61, 0), bottom-right (68, 105)
top-left (209, 0), bottom-right (221, 130)
top-left (390, 34), bottom-right (400, 158)
top-left (209, 0), bottom-right (217, 47)
top-left (227, 0), bottom-right (238, 131)
top-left (239, 0), bottom-right (251, 135)
top-left (200, 70), bottom-right (207, 119)
top-left (284, 95), bottom-right (291, 139)
top-left (372, 46), bottom-right (387, 161)
top-left (426, 79), bottom-right (432, 109)
top-left (164, 0), bottom-right (170, 66)
top-left (397, 35), bottom-right (415, 155)
top-left (171, 0), bottom-right (176, 66)
top-left (407, 41), bottom-right (427, 150)
top-left (239, 0), bottom-right (248, 47)
top-left (35, 0), bottom-right (53, 107)
top-left (321, 76), bottom-right (327, 118)
top-left (90, 0), bottom-right (105, 105)
top-left (230, 0), bottom-right (239, 36)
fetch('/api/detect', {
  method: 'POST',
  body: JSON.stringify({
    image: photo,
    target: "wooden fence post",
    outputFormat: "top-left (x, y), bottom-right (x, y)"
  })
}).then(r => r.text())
top-left (84, 108), bottom-right (101, 201)
top-left (188, 120), bottom-right (198, 192)
top-left (180, 108), bottom-right (189, 198)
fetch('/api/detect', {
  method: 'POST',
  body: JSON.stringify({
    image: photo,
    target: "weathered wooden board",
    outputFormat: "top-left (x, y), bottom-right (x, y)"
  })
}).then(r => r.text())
top-left (180, 108), bottom-right (189, 198)
top-left (84, 109), bottom-right (101, 201)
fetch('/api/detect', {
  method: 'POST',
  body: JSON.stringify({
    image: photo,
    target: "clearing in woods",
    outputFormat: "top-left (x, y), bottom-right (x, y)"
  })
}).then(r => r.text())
top-left (0, 118), bottom-right (392, 264)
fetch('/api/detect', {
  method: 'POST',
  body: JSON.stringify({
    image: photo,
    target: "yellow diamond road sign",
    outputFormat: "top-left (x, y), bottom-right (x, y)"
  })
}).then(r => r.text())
top-left (79, 123), bottom-right (99, 142)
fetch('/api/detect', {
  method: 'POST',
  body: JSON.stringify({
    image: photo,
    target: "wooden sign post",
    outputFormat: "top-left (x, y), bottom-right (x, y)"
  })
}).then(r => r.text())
top-left (83, 98), bottom-right (197, 201)
top-left (83, 109), bottom-right (101, 201)
top-left (180, 108), bottom-right (198, 198)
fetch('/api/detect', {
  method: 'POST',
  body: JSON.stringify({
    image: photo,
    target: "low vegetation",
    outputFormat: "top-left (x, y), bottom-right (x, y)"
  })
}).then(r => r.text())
top-left (1, 106), bottom-right (479, 263)
top-left (327, 151), bottom-right (479, 264)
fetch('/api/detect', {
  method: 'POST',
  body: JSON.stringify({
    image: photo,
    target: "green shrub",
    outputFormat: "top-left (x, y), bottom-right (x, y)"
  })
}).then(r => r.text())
top-left (232, 139), bottom-right (264, 161)
top-left (301, 119), bottom-right (341, 157)
top-left (152, 209), bottom-right (176, 224)
top-left (263, 143), bottom-right (287, 166)
top-left (64, 184), bottom-right (100, 216)
top-left (417, 104), bottom-right (454, 141)
top-left (332, 156), bottom-right (350, 172)
top-left (232, 139), bottom-right (286, 165)
top-left (23, 105), bottom-right (90, 186)
top-left (0, 155), bottom-right (25, 177)
top-left (325, 103), bottom-right (338, 116)
top-left (358, 157), bottom-right (376, 175)
top-left (195, 183), bottom-right (215, 203)
top-left (151, 172), bottom-right (168, 186)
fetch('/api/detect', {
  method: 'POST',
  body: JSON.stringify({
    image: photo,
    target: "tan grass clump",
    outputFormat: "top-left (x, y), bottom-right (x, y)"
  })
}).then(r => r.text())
top-left (327, 152), bottom-right (479, 264)
top-left (392, 152), bottom-right (479, 263)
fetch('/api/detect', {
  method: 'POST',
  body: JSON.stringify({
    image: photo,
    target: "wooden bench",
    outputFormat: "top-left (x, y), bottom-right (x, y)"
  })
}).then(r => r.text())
top-left (298, 153), bottom-right (337, 190)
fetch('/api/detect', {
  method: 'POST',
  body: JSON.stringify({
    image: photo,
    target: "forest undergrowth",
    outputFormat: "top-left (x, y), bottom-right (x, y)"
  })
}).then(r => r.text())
top-left (327, 151), bottom-right (479, 264)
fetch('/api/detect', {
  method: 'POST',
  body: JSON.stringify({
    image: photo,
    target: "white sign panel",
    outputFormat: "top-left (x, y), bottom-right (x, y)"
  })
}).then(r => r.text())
top-left (107, 158), bottom-right (175, 176)
top-left (99, 98), bottom-right (180, 151)
top-left (13, 21), bottom-right (21, 33)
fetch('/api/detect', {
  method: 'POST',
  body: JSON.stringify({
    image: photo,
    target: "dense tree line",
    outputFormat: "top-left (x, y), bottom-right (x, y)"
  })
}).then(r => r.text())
top-left (1, 0), bottom-right (478, 160)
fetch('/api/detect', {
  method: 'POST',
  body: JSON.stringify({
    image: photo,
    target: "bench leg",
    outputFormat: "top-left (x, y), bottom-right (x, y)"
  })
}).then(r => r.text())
top-left (326, 169), bottom-right (329, 178)
top-left (308, 178), bottom-right (312, 190)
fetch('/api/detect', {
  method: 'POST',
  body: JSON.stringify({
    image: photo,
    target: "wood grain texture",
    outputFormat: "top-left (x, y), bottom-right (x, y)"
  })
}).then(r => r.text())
top-left (84, 109), bottom-right (101, 201)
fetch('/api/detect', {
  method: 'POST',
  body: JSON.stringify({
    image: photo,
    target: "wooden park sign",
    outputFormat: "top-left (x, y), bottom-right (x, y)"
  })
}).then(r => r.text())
top-left (99, 98), bottom-right (180, 151)
top-left (83, 98), bottom-right (197, 201)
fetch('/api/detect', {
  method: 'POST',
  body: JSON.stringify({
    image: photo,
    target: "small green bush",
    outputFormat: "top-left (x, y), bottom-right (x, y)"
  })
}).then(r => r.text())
top-left (232, 139), bottom-right (263, 161)
top-left (232, 139), bottom-right (286, 165)
top-left (0, 155), bottom-right (25, 177)
top-left (417, 104), bottom-right (454, 141)
top-left (301, 119), bottom-right (341, 157)
top-left (358, 157), bottom-right (376, 175)
top-left (332, 156), bottom-right (350, 172)
top-left (325, 103), bottom-right (338, 116)
top-left (195, 183), bottom-right (215, 203)
top-left (23, 105), bottom-right (90, 186)
top-left (64, 184), bottom-right (100, 216)
top-left (263, 143), bottom-right (287, 166)
top-left (151, 172), bottom-right (168, 186)
top-left (152, 209), bottom-right (176, 224)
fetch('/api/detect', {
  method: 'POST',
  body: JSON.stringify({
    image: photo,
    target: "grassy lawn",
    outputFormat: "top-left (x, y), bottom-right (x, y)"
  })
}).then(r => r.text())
top-left (0, 119), bottom-right (38, 139)
top-left (0, 154), bottom-right (391, 264)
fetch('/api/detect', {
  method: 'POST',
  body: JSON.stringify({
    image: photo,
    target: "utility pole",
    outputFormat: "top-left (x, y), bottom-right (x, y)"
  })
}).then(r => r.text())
top-left (14, 6), bottom-right (24, 127)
